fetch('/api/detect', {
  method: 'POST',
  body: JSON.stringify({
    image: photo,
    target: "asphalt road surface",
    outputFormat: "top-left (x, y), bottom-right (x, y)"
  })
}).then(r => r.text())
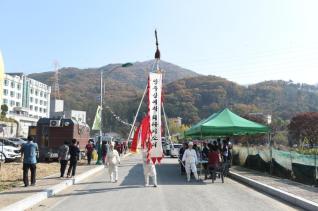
top-left (29, 154), bottom-right (300, 211)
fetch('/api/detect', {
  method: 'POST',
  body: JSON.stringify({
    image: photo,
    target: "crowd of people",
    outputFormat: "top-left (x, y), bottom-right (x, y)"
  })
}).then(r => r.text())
top-left (20, 136), bottom-right (231, 188)
top-left (20, 137), bottom-right (128, 187)
top-left (179, 138), bottom-right (232, 182)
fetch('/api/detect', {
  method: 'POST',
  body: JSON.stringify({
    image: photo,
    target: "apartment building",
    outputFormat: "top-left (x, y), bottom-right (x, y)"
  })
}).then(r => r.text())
top-left (2, 73), bottom-right (51, 137)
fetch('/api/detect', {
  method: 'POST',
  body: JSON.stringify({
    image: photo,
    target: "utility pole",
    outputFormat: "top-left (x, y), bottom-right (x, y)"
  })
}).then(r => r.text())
top-left (100, 69), bottom-right (103, 137)
top-left (52, 61), bottom-right (61, 100)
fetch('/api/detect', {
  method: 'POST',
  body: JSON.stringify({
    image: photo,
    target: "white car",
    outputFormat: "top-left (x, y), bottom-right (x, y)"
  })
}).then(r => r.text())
top-left (0, 142), bottom-right (21, 162)
top-left (170, 144), bottom-right (182, 158)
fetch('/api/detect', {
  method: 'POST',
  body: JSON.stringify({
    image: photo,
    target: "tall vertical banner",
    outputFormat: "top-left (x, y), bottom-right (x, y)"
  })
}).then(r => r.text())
top-left (148, 72), bottom-right (163, 163)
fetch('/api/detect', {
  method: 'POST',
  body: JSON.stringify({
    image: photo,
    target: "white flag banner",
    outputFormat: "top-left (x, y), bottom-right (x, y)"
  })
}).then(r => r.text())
top-left (148, 72), bottom-right (163, 163)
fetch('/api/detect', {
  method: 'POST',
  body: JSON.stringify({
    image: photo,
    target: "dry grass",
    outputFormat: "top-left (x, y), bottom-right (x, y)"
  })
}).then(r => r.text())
top-left (0, 162), bottom-right (59, 192)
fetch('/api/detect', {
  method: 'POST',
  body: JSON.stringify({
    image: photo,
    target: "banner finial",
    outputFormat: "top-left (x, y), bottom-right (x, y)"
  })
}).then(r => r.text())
top-left (154, 29), bottom-right (160, 60)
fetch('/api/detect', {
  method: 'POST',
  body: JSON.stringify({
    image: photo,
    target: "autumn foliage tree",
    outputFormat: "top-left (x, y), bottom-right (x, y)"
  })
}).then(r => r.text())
top-left (235, 114), bottom-right (268, 145)
top-left (288, 112), bottom-right (318, 147)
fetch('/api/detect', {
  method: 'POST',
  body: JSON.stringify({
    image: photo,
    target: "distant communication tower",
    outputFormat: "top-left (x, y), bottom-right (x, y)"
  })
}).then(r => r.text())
top-left (52, 61), bottom-right (61, 100)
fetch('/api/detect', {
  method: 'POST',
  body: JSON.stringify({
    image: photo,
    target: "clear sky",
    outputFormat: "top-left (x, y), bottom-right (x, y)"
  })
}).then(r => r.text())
top-left (1, 0), bottom-right (318, 85)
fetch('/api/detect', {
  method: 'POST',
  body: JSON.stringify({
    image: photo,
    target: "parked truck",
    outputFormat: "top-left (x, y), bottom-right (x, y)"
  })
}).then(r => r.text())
top-left (34, 118), bottom-right (90, 161)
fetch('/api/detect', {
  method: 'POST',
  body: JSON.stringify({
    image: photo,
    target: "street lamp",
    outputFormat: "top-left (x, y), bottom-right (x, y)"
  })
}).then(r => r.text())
top-left (96, 62), bottom-right (133, 165)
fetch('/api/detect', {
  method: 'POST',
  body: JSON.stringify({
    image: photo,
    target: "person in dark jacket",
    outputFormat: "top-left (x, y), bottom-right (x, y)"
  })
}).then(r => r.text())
top-left (222, 139), bottom-right (229, 163)
top-left (208, 145), bottom-right (221, 180)
top-left (202, 142), bottom-right (209, 179)
top-left (58, 141), bottom-right (69, 178)
top-left (67, 139), bottom-right (80, 178)
top-left (101, 141), bottom-right (108, 164)
top-left (179, 143), bottom-right (188, 175)
top-left (217, 138), bottom-right (222, 152)
top-left (85, 140), bottom-right (94, 165)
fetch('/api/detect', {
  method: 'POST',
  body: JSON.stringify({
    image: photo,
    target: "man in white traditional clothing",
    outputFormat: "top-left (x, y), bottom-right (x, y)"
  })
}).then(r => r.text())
top-left (182, 141), bottom-right (199, 182)
top-left (142, 149), bottom-right (157, 187)
top-left (106, 142), bottom-right (120, 182)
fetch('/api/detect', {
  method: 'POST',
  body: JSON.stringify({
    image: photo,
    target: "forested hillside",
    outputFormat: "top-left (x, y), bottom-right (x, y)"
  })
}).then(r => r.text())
top-left (28, 61), bottom-right (318, 136)
top-left (164, 76), bottom-right (318, 125)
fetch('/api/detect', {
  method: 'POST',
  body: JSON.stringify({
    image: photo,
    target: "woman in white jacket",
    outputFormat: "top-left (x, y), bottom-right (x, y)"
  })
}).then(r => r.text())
top-left (106, 142), bottom-right (120, 182)
top-left (182, 142), bottom-right (199, 182)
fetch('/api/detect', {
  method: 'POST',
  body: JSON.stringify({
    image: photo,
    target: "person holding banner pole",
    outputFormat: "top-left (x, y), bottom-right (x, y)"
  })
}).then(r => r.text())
top-left (142, 149), bottom-right (158, 187)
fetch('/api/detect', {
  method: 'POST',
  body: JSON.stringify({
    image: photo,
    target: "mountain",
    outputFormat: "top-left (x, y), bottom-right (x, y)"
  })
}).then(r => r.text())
top-left (164, 76), bottom-right (318, 124)
top-left (28, 61), bottom-right (318, 136)
top-left (28, 60), bottom-right (199, 134)
top-left (29, 60), bottom-right (199, 91)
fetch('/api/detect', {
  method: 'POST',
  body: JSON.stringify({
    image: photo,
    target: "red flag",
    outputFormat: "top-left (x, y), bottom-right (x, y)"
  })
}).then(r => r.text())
top-left (130, 115), bottom-right (151, 153)
top-left (130, 125), bottom-right (141, 153)
top-left (140, 115), bottom-right (150, 149)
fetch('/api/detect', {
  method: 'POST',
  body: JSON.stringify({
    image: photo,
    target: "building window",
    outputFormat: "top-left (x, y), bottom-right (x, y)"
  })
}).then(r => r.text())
top-left (44, 93), bottom-right (47, 98)
top-left (43, 108), bottom-right (46, 113)
top-left (17, 84), bottom-right (21, 90)
top-left (17, 93), bottom-right (21, 99)
top-left (4, 80), bottom-right (9, 86)
top-left (10, 100), bottom-right (15, 106)
top-left (39, 108), bottom-right (42, 112)
top-left (10, 91), bottom-right (14, 97)
top-left (3, 99), bottom-right (8, 105)
top-left (35, 98), bottom-right (38, 104)
top-left (16, 102), bottom-right (20, 107)
top-left (30, 105), bottom-right (33, 110)
top-left (35, 106), bottom-right (38, 111)
top-left (11, 81), bottom-right (15, 88)
top-left (40, 100), bottom-right (43, 105)
top-left (3, 89), bottom-right (8, 96)
top-left (35, 90), bottom-right (38, 96)
top-left (40, 91), bottom-right (43, 97)
top-left (43, 101), bottom-right (47, 106)
top-left (30, 97), bottom-right (33, 102)
top-left (30, 89), bottom-right (34, 94)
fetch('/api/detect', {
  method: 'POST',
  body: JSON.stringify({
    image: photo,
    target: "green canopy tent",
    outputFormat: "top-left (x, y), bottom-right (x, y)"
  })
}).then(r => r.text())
top-left (185, 108), bottom-right (270, 137)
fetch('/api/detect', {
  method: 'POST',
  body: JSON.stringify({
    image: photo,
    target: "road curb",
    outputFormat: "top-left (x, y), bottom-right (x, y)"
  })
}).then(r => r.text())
top-left (0, 165), bottom-right (104, 211)
top-left (229, 171), bottom-right (318, 211)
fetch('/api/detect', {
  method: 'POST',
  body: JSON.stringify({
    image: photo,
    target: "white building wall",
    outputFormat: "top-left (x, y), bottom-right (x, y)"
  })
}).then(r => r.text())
top-left (3, 74), bottom-right (23, 112)
top-left (65, 110), bottom-right (86, 123)
top-left (2, 74), bottom-right (51, 137)
top-left (28, 78), bottom-right (51, 118)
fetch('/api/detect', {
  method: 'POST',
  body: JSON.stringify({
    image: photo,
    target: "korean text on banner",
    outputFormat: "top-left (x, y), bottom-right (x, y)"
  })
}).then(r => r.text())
top-left (148, 72), bottom-right (163, 163)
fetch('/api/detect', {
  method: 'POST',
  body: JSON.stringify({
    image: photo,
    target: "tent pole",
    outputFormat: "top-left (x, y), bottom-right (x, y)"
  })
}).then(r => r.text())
top-left (269, 132), bottom-right (273, 175)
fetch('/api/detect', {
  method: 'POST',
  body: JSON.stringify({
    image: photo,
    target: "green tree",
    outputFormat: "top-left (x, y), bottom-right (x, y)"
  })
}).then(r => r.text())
top-left (1, 104), bottom-right (8, 118)
top-left (168, 120), bottom-right (189, 142)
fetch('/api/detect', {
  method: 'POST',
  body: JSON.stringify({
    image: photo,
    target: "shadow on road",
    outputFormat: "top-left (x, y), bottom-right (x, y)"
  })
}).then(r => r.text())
top-left (119, 161), bottom-right (207, 186)
top-left (157, 163), bottom-right (207, 186)
top-left (52, 185), bottom-right (142, 198)
top-left (120, 164), bottom-right (145, 186)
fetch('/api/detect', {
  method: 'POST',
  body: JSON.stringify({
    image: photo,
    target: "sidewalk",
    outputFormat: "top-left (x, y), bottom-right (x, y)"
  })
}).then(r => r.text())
top-left (0, 164), bottom-right (97, 210)
top-left (230, 166), bottom-right (318, 209)
top-left (0, 152), bottom-right (132, 211)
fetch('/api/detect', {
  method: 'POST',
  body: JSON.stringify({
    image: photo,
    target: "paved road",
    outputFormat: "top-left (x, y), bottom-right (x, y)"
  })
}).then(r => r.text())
top-left (29, 154), bottom-right (300, 211)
